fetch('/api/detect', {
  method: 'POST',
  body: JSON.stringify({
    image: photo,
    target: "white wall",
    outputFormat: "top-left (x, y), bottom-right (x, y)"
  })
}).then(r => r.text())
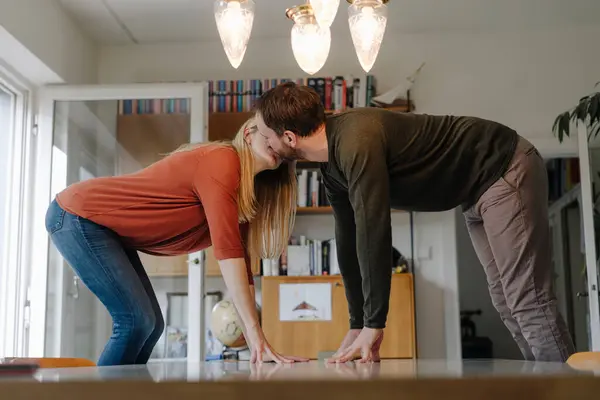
top-left (98, 25), bottom-right (599, 153)
top-left (0, 0), bottom-right (98, 85)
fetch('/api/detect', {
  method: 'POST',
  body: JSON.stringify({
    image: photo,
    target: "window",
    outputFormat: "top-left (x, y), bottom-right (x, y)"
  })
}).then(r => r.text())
top-left (0, 67), bottom-right (31, 358)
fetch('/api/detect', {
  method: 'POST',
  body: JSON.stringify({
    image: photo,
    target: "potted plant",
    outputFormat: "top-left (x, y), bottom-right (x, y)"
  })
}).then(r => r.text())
top-left (553, 82), bottom-right (600, 264)
top-left (553, 82), bottom-right (600, 143)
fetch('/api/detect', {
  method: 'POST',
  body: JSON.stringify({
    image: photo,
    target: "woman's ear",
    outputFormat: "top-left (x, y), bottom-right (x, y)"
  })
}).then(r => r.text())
top-left (243, 126), bottom-right (252, 145)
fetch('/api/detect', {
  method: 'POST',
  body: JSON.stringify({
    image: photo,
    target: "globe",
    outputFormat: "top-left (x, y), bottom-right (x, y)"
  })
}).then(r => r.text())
top-left (210, 299), bottom-right (247, 349)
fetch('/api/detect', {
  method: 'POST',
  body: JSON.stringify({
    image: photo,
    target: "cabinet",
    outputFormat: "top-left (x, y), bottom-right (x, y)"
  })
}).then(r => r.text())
top-left (204, 246), bottom-right (261, 277)
top-left (261, 273), bottom-right (415, 359)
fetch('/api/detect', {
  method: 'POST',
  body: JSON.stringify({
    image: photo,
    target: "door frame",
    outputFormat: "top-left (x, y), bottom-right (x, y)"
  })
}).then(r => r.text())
top-left (576, 121), bottom-right (600, 351)
top-left (28, 83), bottom-right (209, 363)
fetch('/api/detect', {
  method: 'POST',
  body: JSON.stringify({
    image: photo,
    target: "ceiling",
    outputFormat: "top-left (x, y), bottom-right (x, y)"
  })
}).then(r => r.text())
top-left (58, 0), bottom-right (600, 45)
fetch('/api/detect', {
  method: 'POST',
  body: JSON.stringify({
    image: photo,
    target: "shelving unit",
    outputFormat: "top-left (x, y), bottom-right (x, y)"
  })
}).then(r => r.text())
top-left (297, 206), bottom-right (333, 214)
top-left (116, 80), bottom-right (417, 280)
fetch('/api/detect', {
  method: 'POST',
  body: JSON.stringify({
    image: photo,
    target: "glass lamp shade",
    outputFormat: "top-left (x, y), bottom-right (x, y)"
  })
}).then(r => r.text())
top-left (309, 0), bottom-right (340, 28)
top-left (287, 6), bottom-right (331, 75)
top-left (214, 0), bottom-right (255, 69)
top-left (347, 0), bottom-right (388, 73)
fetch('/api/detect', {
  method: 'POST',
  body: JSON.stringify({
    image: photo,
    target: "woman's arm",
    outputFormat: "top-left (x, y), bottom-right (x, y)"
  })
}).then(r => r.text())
top-left (218, 257), bottom-right (260, 333)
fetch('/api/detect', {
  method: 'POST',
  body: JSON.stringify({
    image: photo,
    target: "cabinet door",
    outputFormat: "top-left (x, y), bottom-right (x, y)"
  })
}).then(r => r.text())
top-left (261, 274), bottom-right (416, 359)
top-left (261, 276), bottom-right (350, 359)
top-left (208, 111), bottom-right (254, 141)
top-left (379, 274), bottom-right (416, 358)
top-left (139, 252), bottom-right (188, 277)
top-left (204, 246), bottom-right (260, 277)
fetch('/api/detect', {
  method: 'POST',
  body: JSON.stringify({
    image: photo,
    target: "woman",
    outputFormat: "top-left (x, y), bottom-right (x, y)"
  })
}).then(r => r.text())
top-left (45, 118), bottom-right (306, 366)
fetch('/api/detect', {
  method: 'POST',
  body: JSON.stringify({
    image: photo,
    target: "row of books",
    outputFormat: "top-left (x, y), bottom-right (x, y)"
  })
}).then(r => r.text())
top-left (208, 74), bottom-right (376, 113)
top-left (262, 237), bottom-right (340, 277)
top-left (116, 74), bottom-right (377, 116)
top-left (118, 98), bottom-right (189, 115)
top-left (297, 169), bottom-right (329, 208)
top-left (547, 158), bottom-right (580, 202)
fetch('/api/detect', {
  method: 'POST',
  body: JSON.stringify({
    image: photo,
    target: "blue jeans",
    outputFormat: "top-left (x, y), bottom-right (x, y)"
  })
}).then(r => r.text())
top-left (45, 199), bottom-right (165, 366)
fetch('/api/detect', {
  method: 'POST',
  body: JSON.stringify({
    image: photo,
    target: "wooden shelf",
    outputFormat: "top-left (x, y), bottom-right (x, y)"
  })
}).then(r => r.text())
top-left (208, 111), bottom-right (254, 141)
top-left (117, 113), bottom-right (191, 157)
top-left (324, 105), bottom-right (411, 114)
top-left (262, 272), bottom-right (409, 280)
top-left (296, 206), bottom-right (405, 215)
top-left (297, 206), bottom-right (332, 214)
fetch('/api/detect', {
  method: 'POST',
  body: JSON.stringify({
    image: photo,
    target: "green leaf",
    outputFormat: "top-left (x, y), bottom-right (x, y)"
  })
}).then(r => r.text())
top-left (590, 94), bottom-right (600, 127)
top-left (591, 122), bottom-right (600, 140)
top-left (553, 111), bottom-right (571, 142)
top-left (552, 114), bottom-right (561, 133)
top-left (560, 112), bottom-right (571, 141)
top-left (570, 108), bottom-right (579, 123)
top-left (578, 98), bottom-right (590, 122)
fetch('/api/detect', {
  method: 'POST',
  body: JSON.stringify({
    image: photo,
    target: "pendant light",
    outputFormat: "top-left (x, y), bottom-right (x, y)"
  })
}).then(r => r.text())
top-left (286, 4), bottom-right (331, 75)
top-left (214, 0), bottom-right (255, 69)
top-left (347, 0), bottom-right (388, 72)
top-left (309, 0), bottom-right (340, 28)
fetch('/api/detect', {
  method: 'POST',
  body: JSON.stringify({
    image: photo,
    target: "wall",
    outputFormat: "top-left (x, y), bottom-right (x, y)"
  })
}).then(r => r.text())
top-left (0, 0), bottom-right (98, 85)
top-left (98, 25), bottom-right (599, 154)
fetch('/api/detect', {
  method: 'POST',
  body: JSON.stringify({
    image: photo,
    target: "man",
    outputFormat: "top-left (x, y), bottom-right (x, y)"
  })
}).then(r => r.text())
top-left (254, 82), bottom-right (575, 363)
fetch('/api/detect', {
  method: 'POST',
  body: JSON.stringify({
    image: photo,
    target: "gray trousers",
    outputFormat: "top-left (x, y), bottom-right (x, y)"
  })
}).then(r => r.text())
top-left (464, 136), bottom-right (576, 362)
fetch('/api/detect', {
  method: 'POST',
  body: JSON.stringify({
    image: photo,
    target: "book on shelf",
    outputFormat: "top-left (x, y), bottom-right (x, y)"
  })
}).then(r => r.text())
top-left (207, 74), bottom-right (376, 114)
top-left (261, 236), bottom-right (340, 277)
top-left (297, 169), bottom-right (329, 208)
top-left (118, 99), bottom-right (189, 115)
top-left (547, 157), bottom-right (580, 202)
top-left (114, 75), bottom-right (378, 116)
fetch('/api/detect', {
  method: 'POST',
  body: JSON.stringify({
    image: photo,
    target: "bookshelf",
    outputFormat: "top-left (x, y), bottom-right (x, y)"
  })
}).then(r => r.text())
top-left (116, 76), bottom-right (416, 279)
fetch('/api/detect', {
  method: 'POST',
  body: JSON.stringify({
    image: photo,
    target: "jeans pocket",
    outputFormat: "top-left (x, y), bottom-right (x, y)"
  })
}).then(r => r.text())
top-left (45, 201), bottom-right (66, 234)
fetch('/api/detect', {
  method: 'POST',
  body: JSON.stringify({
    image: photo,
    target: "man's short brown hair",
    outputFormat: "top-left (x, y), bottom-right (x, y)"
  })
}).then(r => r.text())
top-left (254, 82), bottom-right (325, 138)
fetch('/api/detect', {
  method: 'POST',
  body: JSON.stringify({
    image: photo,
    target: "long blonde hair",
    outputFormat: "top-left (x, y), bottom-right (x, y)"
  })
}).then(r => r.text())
top-left (172, 118), bottom-right (297, 262)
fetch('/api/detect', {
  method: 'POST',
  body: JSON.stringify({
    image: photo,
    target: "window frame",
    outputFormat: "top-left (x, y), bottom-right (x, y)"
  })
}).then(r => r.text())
top-left (0, 62), bottom-right (34, 357)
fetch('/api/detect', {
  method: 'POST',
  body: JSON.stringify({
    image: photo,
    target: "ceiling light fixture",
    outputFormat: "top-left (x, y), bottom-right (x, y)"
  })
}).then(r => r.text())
top-left (214, 0), bottom-right (255, 69)
top-left (286, 4), bottom-right (331, 75)
top-left (347, 0), bottom-right (388, 73)
top-left (309, 0), bottom-right (340, 28)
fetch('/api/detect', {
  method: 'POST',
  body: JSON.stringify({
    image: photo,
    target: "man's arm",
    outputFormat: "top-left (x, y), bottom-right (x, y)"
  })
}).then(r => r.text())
top-left (337, 128), bottom-right (393, 330)
top-left (322, 172), bottom-right (364, 329)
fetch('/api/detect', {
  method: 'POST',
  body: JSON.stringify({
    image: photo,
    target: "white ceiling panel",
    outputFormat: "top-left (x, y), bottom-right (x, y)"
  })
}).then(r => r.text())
top-left (104, 0), bottom-right (301, 43)
top-left (57, 0), bottom-right (600, 45)
top-left (58, 0), bottom-right (133, 44)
